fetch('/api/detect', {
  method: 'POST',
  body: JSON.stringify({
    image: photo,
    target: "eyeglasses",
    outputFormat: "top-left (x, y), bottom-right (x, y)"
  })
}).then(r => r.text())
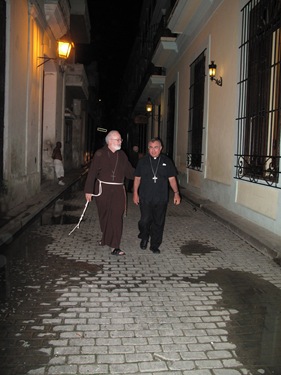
top-left (111, 138), bottom-right (123, 142)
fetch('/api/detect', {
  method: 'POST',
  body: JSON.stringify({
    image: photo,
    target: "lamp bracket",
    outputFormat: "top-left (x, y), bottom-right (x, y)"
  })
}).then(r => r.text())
top-left (211, 76), bottom-right (223, 86)
top-left (37, 57), bottom-right (56, 68)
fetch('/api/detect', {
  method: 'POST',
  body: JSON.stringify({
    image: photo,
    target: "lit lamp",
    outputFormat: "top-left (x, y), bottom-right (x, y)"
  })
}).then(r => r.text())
top-left (146, 97), bottom-right (153, 113)
top-left (58, 37), bottom-right (74, 59)
top-left (208, 60), bottom-right (222, 86)
top-left (37, 36), bottom-right (74, 67)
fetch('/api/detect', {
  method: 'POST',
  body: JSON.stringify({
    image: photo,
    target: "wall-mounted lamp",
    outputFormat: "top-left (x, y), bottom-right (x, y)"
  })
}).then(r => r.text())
top-left (208, 60), bottom-right (222, 86)
top-left (57, 36), bottom-right (74, 59)
top-left (37, 35), bottom-right (74, 68)
top-left (145, 97), bottom-right (162, 126)
top-left (146, 97), bottom-right (153, 113)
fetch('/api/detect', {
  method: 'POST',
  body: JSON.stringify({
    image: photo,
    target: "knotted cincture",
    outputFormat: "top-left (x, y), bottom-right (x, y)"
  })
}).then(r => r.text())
top-left (68, 179), bottom-right (124, 235)
top-left (68, 201), bottom-right (89, 235)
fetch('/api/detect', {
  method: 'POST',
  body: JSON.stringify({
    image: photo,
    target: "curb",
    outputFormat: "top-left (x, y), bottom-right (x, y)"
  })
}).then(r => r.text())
top-left (0, 169), bottom-right (87, 246)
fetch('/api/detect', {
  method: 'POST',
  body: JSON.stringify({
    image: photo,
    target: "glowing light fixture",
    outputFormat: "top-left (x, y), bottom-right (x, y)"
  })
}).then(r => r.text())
top-left (146, 97), bottom-right (153, 112)
top-left (37, 35), bottom-right (74, 68)
top-left (208, 60), bottom-right (222, 86)
top-left (58, 37), bottom-right (74, 59)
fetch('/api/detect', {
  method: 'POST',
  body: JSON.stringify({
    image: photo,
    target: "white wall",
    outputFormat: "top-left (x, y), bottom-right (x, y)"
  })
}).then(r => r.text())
top-left (1, 0), bottom-right (65, 210)
top-left (164, 0), bottom-right (281, 236)
top-left (3, 0), bottom-right (43, 209)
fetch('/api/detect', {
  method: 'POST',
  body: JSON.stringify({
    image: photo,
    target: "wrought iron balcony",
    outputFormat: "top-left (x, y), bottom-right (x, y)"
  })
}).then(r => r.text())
top-left (119, 14), bottom-right (174, 117)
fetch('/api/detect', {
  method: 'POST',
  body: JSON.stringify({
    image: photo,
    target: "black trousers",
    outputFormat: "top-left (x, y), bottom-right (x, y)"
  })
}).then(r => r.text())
top-left (138, 201), bottom-right (168, 249)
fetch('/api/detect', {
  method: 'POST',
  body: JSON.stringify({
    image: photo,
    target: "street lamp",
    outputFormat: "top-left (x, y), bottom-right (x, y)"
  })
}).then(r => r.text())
top-left (208, 60), bottom-right (223, 86)
top-left (57, 36), bottom-right (74, 59)
top-left (37, 35), bottom-right (74, 68)
top-left (146, 97), bottom-right (153, 113)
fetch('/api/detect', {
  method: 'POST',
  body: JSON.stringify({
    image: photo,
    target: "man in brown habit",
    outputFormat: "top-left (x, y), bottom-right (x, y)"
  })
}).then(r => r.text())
top-left (84, 130), bottom-right (134, 255)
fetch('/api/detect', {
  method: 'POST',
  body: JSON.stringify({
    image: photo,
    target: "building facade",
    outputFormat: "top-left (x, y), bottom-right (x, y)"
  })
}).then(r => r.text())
top-left (0, 0), bottom-right (91, 213)
top-left (119, 0), bottom-right (281, 238)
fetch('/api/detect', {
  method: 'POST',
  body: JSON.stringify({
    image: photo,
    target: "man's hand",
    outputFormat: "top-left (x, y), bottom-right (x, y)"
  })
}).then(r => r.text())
top-left (133, 176), bottom-right (141, 205)
top-left (85, 193), bottom-right (93, 202)
top-left (173, 192), bottom-right (181, 205)
top-left (133, 192), bottom-right (139, 205)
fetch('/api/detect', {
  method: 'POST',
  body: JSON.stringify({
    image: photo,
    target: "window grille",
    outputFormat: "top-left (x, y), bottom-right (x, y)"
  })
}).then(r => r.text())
top-left (187, 50), bottom-right (206, 171)
top-left (235, 0), bottom-right (281, 188)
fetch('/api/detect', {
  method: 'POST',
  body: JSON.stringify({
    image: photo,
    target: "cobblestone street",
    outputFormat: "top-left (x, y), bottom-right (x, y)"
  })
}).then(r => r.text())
top-left (1, 186), bottom-right (281, 375)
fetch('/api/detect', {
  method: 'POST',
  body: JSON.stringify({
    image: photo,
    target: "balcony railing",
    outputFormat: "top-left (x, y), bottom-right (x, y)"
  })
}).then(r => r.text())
top-left (119, 14), bottom-right (175, 116)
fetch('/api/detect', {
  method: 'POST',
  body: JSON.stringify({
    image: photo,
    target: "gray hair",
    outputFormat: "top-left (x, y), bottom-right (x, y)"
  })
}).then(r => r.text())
top-left (105, 130), bottom-right (119, 144)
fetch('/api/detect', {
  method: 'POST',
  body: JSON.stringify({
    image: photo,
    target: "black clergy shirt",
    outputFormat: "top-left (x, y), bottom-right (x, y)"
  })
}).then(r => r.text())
top-left (134, 154), bottom-right (177, 204)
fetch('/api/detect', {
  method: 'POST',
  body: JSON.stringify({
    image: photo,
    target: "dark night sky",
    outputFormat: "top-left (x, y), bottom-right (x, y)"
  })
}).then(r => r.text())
top-left (75, 0), bottom-right (143, 112)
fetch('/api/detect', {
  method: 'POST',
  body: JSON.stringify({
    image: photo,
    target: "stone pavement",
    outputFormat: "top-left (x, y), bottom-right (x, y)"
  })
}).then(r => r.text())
top-left (0, 180), bottom-right (281, 374)
top-left (0, 167), bottom-right (280, 261)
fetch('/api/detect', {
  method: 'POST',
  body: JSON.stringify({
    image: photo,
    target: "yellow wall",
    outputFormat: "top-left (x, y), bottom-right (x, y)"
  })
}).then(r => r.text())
top-left (236, 182), bottom-right (278, 220)
top-left (168, 0), bottom-right (240, 188)
top-left (164, 0), bottom-right (281, 235)
top-left (7, 0), bottom-right (29, 176)
top-left (205, 1), bottom-right (239, 186)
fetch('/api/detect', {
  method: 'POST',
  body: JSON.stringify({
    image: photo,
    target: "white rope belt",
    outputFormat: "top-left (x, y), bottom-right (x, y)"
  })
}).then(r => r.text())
top-left (68, 179), bottom-right (124, 235)
top-left (92, 179), bottom-right (124, 197)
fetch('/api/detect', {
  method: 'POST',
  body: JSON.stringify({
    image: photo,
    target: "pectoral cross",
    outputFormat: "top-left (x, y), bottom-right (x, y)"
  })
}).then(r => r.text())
top-left (152, 176), bottom-right (158, 183)
top-left (111, 171), bottom-right (116, 181)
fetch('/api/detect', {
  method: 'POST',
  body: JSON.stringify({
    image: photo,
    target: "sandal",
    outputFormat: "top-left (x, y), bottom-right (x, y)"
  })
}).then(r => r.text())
top-left (111, 248), bottom-right (125, 256)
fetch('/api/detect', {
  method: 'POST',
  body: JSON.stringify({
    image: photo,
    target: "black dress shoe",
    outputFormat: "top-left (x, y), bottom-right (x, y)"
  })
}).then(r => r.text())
top-left (150, 247), bottom-right (160, 254)
top-left (140, 239), bottom-right (148, 250)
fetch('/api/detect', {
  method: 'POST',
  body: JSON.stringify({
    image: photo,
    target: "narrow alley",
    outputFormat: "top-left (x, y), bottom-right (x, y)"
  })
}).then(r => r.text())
top-left (0, 182), bottom-right (281, 375)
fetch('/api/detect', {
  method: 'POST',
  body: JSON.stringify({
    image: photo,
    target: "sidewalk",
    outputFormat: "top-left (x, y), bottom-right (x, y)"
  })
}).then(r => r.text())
top-left (0, 168), bottom-right (87, 246)
top-left (179, 188), bottom-right (281, 262)
top-left (1, 167), bottom-right (281, 261)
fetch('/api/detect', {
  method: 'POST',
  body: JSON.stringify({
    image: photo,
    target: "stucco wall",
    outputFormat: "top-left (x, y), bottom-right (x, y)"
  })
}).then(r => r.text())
top-left (2, 0), bottom-right (42, 210)
top-left (163, 0), bottom-right (281, 236)
top-left (2, 1), bottom-right (49, 210)
top-left (6, 0), bottom-right (29, 178)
